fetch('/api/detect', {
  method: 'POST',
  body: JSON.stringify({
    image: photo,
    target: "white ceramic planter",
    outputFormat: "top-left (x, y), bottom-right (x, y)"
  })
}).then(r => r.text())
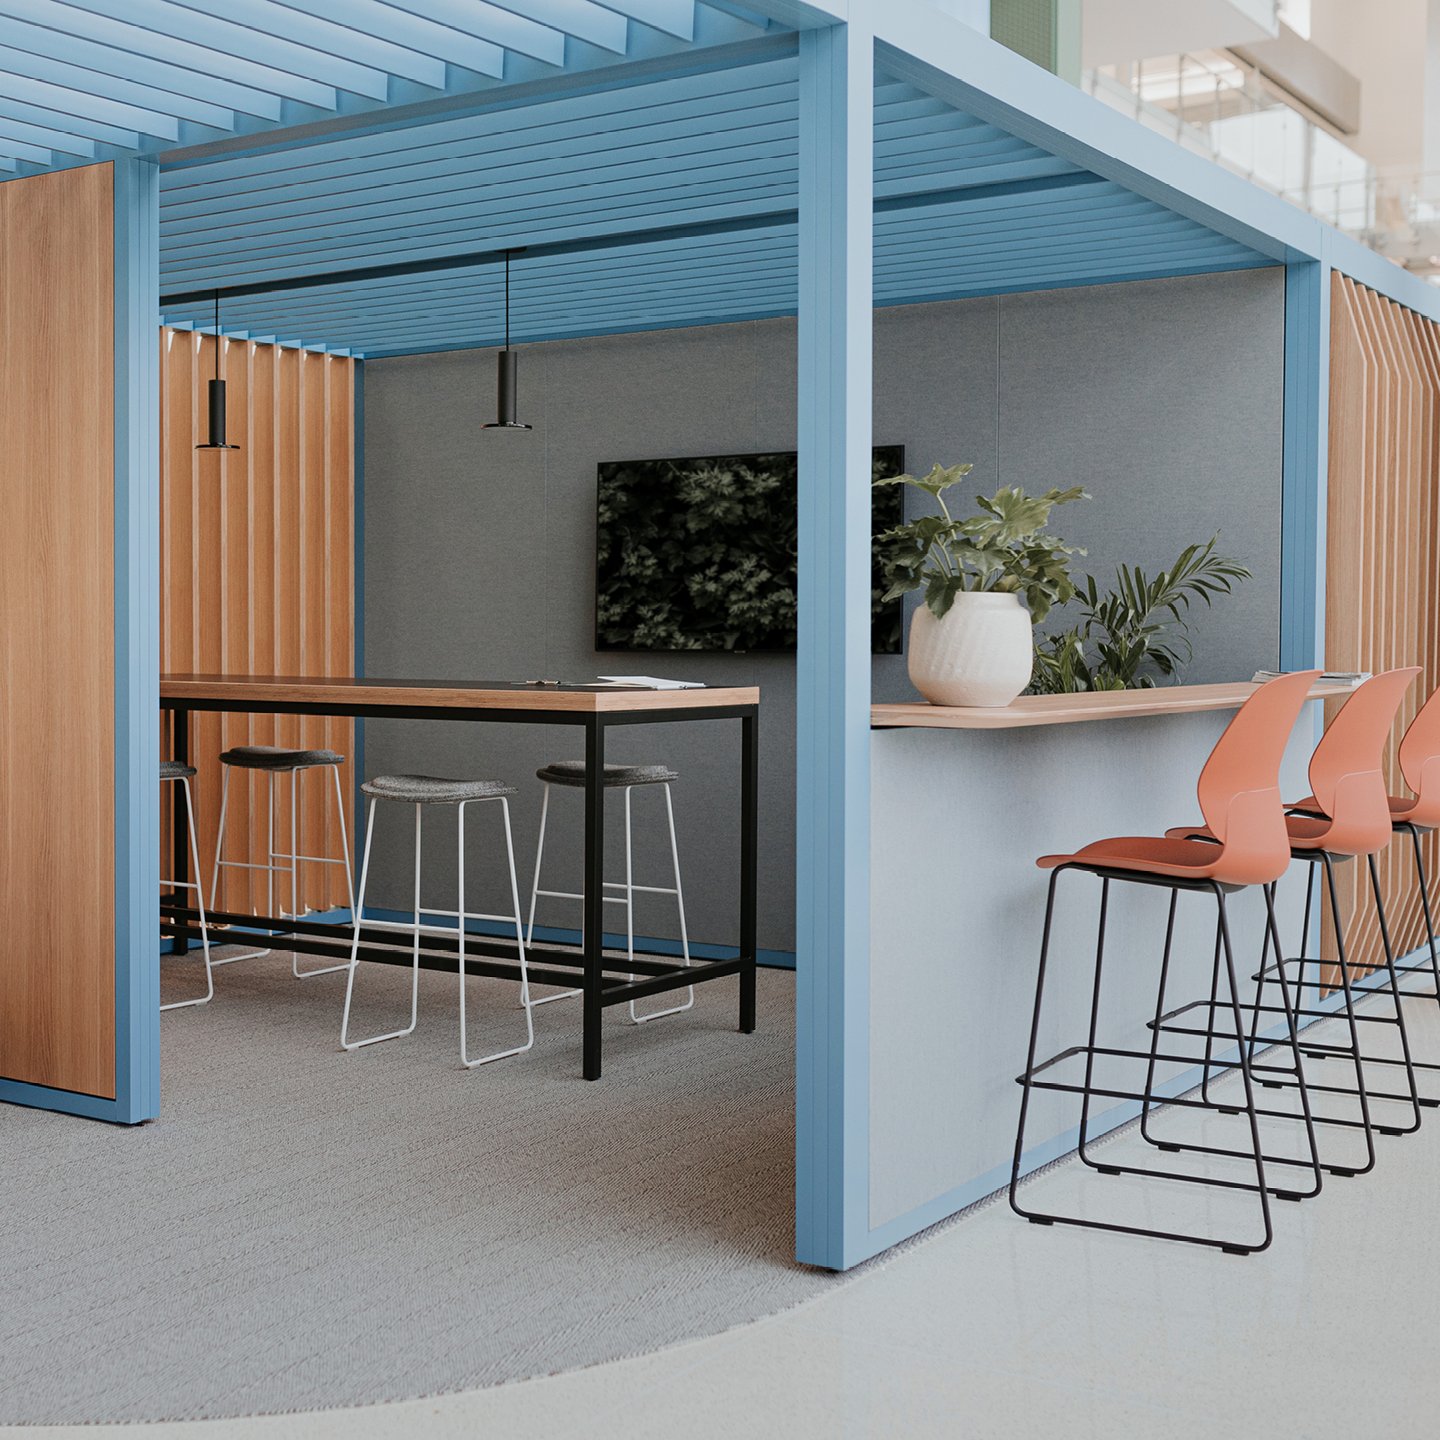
top-left (907, 590), bottom-right (1033, 707)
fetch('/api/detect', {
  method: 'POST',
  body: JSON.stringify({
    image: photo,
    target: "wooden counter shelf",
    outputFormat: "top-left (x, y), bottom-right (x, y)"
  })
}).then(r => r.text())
top-left (871, 679), bottom-right (1355, 731)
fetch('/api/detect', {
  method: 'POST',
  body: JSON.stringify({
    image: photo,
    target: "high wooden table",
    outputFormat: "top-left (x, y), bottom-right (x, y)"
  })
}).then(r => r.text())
top-left (160, 675), bottom-right (761, 1080)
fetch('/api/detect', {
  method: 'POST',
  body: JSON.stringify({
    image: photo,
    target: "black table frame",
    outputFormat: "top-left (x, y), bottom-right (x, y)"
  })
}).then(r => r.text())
top-left (160, 693), bottom-right (759, 1080)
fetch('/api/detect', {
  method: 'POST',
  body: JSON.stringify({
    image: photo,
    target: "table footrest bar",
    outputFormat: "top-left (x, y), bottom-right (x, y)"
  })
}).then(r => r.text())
top-left (160, 902), bottom-right (679, 976)
top-left (601, 955), bottom-right (747, 1005)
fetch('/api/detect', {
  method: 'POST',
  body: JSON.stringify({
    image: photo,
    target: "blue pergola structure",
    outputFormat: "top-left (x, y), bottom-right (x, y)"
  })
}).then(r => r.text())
top-left (5, 0), bottom-right (1440, 1270)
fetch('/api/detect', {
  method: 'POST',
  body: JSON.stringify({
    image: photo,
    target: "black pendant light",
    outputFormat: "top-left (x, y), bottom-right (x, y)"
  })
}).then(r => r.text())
top-left (196, 290), bottom-right (240, 452)
top-left (483, 250), bottom-right (531, 431)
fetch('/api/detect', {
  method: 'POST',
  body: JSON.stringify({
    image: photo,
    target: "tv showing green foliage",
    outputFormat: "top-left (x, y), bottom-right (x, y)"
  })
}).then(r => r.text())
top-left (596, 446), bottom-right (906, 653)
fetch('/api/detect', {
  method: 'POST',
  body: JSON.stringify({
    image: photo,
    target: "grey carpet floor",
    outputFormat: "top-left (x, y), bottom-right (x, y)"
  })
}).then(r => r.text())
top-left (0, 950), bottom-right (826, 1424)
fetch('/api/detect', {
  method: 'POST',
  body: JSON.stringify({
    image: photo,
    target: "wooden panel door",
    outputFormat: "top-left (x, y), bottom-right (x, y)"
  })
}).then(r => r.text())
top-left (0, 165), bottom-right (117, 1098)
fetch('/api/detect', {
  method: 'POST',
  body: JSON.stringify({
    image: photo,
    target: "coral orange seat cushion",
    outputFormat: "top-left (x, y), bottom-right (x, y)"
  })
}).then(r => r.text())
top-left (1283, 812), bottom-right (1332, 844)
top-left (1037, 835), bottom-right (1227, 877)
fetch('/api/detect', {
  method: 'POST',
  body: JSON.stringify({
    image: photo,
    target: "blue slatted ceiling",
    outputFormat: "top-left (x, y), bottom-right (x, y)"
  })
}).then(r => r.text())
top-left (0, 0), bottom-right (776, 174)
top-left (158, 59), bottom-right (1269, 356)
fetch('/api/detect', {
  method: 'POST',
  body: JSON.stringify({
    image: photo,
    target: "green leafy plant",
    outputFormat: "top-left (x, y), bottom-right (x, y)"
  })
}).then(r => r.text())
top-left (874, 463), bottom-right (1089, 624)
top-left (1030, 538), bottom-right (1251, 694)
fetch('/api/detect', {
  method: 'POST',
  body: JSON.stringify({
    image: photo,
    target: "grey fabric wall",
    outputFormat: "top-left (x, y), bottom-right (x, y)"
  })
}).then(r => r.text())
top-left (361, 266), bottom-right (1285, 952)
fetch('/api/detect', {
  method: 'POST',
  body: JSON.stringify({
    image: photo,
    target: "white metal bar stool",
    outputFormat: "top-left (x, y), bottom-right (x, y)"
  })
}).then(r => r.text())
top-left (341, 773), bottom-right (534, 1068)
top-left (210, 744), bottom-right (354, 977)
top-left (527, 760), bottom-right (692, 1023)
top-left (160, 760), bottom-right (214, 1011)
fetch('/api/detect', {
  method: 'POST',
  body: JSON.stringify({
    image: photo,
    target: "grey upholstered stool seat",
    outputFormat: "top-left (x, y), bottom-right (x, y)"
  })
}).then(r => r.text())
top-left (535, 761), bottom-right (679, 788)
top-left (220, 744), bottom-right (346, 771)
top-left (362, 774), bottom-right (517, 805)
top-left (160, 759), bottom-right (197, 781)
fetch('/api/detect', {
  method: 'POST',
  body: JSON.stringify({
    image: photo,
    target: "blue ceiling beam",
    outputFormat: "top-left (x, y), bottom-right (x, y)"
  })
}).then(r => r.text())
top-left (0, 7), bottom-right (282, 121)
top-left (376, 0), bottom-right (568, 68)
top-left (877, 256), bottom-right (1272, 309)
top-left (53, 0), bottom-right (375, 102)
top-left (0, 42), bottom-right (234, 130)
top-left (588, 0), bottom-right (696, 43)
top-left (157, 33), bottom-right (790, 165)
top-left (158, 63), bottom-right (800, 190)
top-left (0, 132), bottom-right (53, 164)
top-left (187, 217), bottom-right (1243, 339)
top-left (157, 131), bottom-right (1074, 263)
top-left (172, 0), bottom-right (448, 88)
top-left (159, 107), bottom-right (800, 219)
top-left (0, 67), bottom-right (182, 141)
top-left (874, 155), bottom-right (1075, 195)
top-left (159, 146), bottom-right (800, 243)
top-left (161, 165), bottom-right (797, 251)
top-left (0, 111), bottom-right (96, 157)
top-left (0, 92), bottom-right (139, 147)
top-left (485, 0), bottom-right (630, 54)
top-left (274, 0), bottom-right (506, 77)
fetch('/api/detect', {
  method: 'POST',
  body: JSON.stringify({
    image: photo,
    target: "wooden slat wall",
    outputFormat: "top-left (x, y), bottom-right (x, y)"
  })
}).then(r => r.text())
top-left (0, 165), bottom-right (118, 1098)
top-left (1325, 273), bottom-right (1440, 971)
top-left (160, 329), bottom-right (355, 917)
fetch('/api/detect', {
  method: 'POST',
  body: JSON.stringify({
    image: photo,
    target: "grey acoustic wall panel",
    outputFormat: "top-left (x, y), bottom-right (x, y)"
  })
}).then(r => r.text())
top-left (362, 267), bottom-right (1284, 954)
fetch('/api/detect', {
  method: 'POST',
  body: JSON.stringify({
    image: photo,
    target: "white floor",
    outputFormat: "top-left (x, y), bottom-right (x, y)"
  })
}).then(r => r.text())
top-left (13, 1001), bottom-right (1440, 1439)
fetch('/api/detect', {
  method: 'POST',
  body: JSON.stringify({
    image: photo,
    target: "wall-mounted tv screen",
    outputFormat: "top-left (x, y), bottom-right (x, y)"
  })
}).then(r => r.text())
top-left (596, 446), bottom-right (905, 654)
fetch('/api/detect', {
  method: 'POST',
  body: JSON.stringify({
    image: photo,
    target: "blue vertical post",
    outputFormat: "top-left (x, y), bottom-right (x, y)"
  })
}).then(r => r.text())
top-left (1280, 254), bottom-right (1330, 673)
top-left (795, 21), bottom-right (875, 1271)
top-left (113, 156), bottom-right (161, 1122)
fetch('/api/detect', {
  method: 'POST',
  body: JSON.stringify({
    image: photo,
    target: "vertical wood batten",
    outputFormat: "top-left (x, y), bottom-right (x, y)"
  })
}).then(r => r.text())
top-left (1324, 274), bottom-right (1440, 974)
top-left (160, 333), bottom-right (356, 918)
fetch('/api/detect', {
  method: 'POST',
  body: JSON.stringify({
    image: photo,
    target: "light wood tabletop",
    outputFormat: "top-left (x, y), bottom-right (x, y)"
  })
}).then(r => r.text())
top-left (161, 674), bottom-right (760, 714)
top-left (871, 679), bottom-right (1356, 731)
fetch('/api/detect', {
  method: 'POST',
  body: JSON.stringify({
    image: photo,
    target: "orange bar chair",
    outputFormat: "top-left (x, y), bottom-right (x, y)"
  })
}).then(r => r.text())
top-left (1010, 671), bottom-right (1322, 1255)
top-left (1160, 668), bottom-right (1424, 1175)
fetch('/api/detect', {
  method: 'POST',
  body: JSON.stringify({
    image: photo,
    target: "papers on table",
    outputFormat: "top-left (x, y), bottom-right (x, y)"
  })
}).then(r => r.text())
top-left (1252, 669), bottom-right (1370, 686)
top-left (595, 675), bottom-right (705, 690)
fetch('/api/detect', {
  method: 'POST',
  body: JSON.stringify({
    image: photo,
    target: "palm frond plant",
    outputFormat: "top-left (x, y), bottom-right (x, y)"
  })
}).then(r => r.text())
top-left (874, 463), bottom-right (1090, 623)
top-left (1031, 538), bottom-right (1252, 694)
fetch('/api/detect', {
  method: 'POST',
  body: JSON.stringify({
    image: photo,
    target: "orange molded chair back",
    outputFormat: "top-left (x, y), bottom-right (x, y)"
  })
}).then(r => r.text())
top-left (1195, 670), bottom-right (1320, 885)
top-left (1398, 683), bottom-right (1440, 828)
top-left (1307, 667), bottom-right (1421, 855)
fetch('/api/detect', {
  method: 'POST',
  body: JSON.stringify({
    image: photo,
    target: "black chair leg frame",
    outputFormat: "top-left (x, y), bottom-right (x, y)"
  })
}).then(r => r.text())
top-left (1135, 882), bottom-right (1323, 1199)
top-left (1241, 853), bottom-right (1424, 1127)
top-left (1010, 863), bottom-right (1288, 1256)
top-left (1155, 849), bottom-right (1425, 1176)
top-left (1385, 822), bottom-right (1440, 1003)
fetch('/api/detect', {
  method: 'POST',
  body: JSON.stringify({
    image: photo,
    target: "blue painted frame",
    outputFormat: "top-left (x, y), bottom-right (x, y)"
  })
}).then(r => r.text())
top-left (0, 157), bottom-right (160, 1123)
top-left (1279, 254), bottom-right (1331, 675)
top-left (794, 18), bottom-right (875, 1271)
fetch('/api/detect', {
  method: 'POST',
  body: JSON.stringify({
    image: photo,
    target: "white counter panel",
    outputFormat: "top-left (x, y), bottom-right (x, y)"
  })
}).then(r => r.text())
top-left (868, 709), bottom-right (1317, 1232)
